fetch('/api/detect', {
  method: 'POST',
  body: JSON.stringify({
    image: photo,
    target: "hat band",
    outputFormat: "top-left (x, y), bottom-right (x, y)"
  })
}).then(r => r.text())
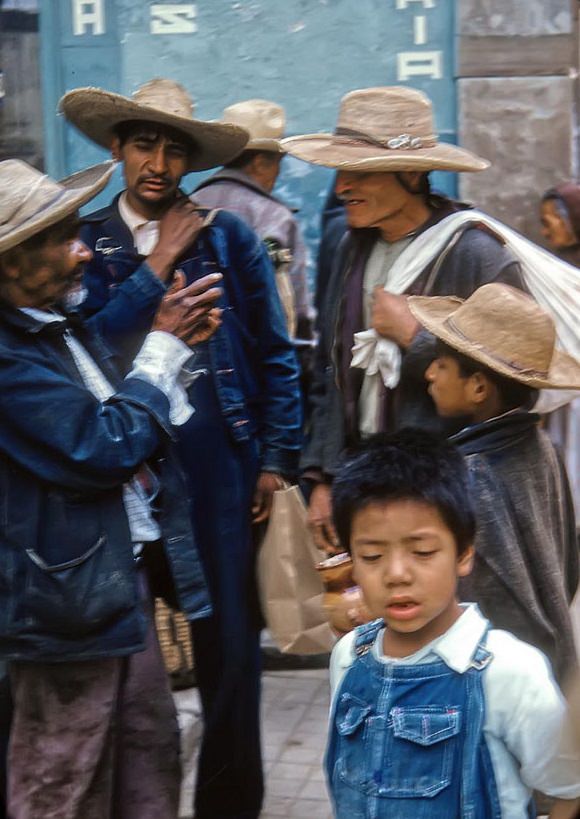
top-left (443, 316), bottom-right (549, 379)
top-left (334, 126), bottom-right (436, 151)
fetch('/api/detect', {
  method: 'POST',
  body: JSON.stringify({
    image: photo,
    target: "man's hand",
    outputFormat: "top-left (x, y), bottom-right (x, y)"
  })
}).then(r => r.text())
top-left (147, 198), bottom-right (206, 281)
top-left (308, 483), bottom-right (340, 553)
top-left (549, 798), bottom-right (580, 819)
top-left (152, 270), bottom-right (222, 347)
top-left (252, 472), bottom-right (285, 524)
top-left (371, 288), bottom-right (419, 348)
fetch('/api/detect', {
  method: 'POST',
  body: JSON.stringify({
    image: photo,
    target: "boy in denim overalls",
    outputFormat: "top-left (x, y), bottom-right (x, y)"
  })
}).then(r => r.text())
top-left (327, 430), bottom-right (580, 818)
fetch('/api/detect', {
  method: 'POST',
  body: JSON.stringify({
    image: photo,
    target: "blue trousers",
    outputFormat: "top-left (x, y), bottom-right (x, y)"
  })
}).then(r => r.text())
top-left (178, 365), bottom-right (263, 819)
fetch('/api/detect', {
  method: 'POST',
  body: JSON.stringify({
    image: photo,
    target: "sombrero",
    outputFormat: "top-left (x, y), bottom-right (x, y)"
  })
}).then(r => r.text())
top-left (0, 159), bottom-right (115, 254)
top-left (59, 79), bottom-right (249, 173)
top-left (408, 284), bottom-right (580, 389)
top-left (282, 86), bottom-right (489, 173)
top-left (221, 99), bottom-right (286, 154)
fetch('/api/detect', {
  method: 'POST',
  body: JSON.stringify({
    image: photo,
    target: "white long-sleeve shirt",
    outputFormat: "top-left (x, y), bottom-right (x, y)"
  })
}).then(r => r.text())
top-left (330, 604), bottom-right (580, 817)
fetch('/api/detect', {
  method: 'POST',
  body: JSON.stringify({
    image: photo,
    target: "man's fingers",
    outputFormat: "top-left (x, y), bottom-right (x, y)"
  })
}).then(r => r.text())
top-left (175, 273), bottom-right (223, 299)
top-left (167, 269), bottom-right (186, 295)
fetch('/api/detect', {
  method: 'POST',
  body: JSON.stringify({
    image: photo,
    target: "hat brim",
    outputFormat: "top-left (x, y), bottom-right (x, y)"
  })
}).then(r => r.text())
top-left (282, 133), bottom-right (489, 173)
top-left (245, 137), bottom-right (285, 153)
top-left (0, 161), bottom-right (116, 254)
top-left (60, 88), bottom-right (249, 173)
top-left (408, 295), bottom-right (580, 389)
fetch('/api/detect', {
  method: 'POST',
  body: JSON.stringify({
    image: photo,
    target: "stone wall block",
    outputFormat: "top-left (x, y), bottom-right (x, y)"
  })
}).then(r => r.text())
top-left (458, 76), bottom-right (574, 241)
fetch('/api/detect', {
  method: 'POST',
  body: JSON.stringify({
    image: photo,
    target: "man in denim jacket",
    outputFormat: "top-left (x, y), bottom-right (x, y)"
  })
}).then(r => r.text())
top-left (0, 158), bottom-right (222, 818)
top-left (60, 79), bottom-right (302, 819)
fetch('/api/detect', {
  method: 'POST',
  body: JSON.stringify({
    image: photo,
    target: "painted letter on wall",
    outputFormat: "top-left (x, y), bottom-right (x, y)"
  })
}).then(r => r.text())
top-left (72, 0), bottom-right (105, 36)
top-left (150, 4), bottom-right (197, 35)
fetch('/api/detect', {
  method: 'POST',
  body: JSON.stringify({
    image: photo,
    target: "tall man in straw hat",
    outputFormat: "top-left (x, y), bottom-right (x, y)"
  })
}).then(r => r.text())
top-left (283, 86), bottom-right (526, 552)
top-left (194, 99), bottom-right (314, 340)
top-left (409, 283), bottom-right (580, 682)
top-left (60, 79), bottom-right (302, 819)
top-left (0, 157), bottom-right (222, 818)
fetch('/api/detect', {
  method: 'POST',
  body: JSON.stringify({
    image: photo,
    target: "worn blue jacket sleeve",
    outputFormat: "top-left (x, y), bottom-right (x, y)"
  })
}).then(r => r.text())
top-left (0, 343), bottom-right (172, 491)
top-left (216, 213), bottom-right (302, 476)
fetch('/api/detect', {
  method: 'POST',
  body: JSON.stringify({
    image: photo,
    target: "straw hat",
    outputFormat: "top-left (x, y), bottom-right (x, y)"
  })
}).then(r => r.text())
top-left (0, 159), bottom-right (115, 254)
top-left (59, 79), bottom-right (249, 173)
top-left (408, 284), bottom-right (580, 390)
top-left (282, 86), bottom-right (489, 173)
top-left (221, 99), bottom-right (286, 153)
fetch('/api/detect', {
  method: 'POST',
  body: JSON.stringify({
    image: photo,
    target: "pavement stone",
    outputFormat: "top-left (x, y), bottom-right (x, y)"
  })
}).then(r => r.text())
top-left (175, 666), bottom-right (332, 819)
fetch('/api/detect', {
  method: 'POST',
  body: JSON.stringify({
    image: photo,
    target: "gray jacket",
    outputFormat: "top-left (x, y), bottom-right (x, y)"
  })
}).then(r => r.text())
top-left (194, 169), bottom-right (313, 325)
top-left (303, 205), bottom-right (525, 478)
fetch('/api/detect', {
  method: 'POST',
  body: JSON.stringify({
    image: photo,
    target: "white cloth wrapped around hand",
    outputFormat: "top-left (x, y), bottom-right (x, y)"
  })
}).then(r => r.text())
top-left (350, 209), bottom-right (580, 415)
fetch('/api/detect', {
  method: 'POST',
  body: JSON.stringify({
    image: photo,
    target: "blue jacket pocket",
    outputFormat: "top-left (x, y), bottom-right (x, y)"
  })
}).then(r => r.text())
top-left (23, 534), bottom-right (135, 637)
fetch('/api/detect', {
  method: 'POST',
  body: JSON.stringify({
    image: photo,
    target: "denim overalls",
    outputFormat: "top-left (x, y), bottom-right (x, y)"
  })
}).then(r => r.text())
top-left (326, 619), bottom-right (502, 819)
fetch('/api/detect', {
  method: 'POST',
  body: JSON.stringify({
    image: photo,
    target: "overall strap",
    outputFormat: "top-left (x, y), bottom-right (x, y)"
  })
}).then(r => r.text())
top-left (468, 626), bottom-right (494, 672)
top-left (354, 618), bottom-right (384, 656)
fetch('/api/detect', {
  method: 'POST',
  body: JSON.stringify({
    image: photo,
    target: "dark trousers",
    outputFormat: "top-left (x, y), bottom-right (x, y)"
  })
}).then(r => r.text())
top-left (179, 370), bottom-right (263, 819)
top-left (0, 666), bottom-right (10, 819)
top-left (7, 573), bottom-right (180, 819)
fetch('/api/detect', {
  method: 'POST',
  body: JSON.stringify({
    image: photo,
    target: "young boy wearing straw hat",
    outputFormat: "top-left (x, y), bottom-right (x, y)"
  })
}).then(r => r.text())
top-left (408, 283), bottom-right (579, 683)
top-left (60, 79), bottom-right (302, 819)
top-left (282, 86), bottom-right (527, 554)
top-left (194, 99), bottom-right (314, 339)
top-left (0, 158), bottom-right (222, 817)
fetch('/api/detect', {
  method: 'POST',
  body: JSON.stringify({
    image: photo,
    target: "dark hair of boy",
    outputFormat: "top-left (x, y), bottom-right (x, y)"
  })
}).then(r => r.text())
top-left (332, 428), bottom-right (476, 557)
top-left (434, 339), bottom-right (539, 412)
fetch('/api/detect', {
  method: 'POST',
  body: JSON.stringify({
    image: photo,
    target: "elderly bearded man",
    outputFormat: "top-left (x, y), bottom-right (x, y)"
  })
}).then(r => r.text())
top-left (60, 79), bottom-right (302, 819)
top-left (0, 158), bottom-right (222, 819)
top-left (283, 86), bottom-right (526, 552)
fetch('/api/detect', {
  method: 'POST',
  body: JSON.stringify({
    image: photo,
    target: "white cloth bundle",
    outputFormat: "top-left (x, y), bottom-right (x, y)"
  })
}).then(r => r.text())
top-left (351, 210), bottom-right (580, 416)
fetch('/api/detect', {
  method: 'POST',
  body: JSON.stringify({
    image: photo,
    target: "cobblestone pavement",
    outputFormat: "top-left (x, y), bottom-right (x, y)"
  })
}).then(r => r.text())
top-left (174, 666), bottom-right (332, 819)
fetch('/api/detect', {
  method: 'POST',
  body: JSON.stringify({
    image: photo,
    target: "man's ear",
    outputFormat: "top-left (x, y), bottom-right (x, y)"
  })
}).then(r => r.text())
top-left (110, 137), bottom-right (122, 162)
top-left (468, 372), bottom-right (490, 406)
top-left (398, 171), bottom-right (424, 193)
top-left (0, 248), bottom-right (25, 281)
top-left (457, 544), bottom-right (474, 578)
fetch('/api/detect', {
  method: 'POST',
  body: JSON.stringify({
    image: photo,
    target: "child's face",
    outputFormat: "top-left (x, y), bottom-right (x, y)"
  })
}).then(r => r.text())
top-left (351, 499), bottom-right (473, 656)
top-left (425, 355), bottom-right (474, 417)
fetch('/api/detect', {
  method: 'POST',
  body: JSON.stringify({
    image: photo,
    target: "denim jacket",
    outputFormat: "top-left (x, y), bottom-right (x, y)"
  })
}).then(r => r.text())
top-left (0, 305), bottom-right (210, 662)
top-left (80, 196), bottom-right (302, 476)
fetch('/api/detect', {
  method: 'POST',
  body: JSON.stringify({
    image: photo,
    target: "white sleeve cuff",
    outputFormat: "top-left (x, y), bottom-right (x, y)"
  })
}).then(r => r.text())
top-left (127, 331), bottom-right (196, 426)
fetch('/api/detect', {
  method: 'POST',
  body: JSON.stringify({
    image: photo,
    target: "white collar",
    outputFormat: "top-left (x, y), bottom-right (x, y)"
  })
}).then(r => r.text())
top-left (118, 191), bottom-right (159, 233)
top-left (377, 604), bottom-right (489, 673)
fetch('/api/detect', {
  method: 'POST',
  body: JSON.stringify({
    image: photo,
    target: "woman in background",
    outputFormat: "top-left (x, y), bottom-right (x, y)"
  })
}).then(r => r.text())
top-left (540, 183), bottom-right (580, 534)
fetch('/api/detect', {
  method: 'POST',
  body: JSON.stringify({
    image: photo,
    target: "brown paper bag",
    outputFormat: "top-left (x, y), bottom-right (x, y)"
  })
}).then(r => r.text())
top-left (257, 484), bottom-right (335, 654)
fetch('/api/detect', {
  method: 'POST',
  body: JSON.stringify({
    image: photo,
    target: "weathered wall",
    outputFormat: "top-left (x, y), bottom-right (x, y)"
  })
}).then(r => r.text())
top-left (42, 0), bottom-right (457, 273)
top-left (457, 0), bottom-right (578, 242)
top-left (0, 10), bottom-right (43, 167)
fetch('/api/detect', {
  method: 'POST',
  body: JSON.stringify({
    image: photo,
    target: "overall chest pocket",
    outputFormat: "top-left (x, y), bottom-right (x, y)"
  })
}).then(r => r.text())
top-left (333, 693), bottom-right (374, 791)
top-left (379, 705), bottom-right (462, 798)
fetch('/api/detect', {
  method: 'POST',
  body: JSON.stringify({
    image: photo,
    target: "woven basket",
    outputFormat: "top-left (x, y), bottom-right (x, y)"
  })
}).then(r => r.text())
top-left (154, 598), bottom-right (194, 681)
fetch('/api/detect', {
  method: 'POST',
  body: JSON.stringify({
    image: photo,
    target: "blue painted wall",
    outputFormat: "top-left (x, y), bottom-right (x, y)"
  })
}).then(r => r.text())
top-left (41, 0), bottom-right (456, 278)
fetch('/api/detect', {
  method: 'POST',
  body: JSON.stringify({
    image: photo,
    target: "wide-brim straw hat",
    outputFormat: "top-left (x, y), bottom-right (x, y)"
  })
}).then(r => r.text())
top-left (221, 99), bottom-right (286, 153)
top-left (282, 86), bottom-right (489, 173)
top-left (0, 159), bottom-right (115, 254)
top-left (408, 283), bottom-right (580, 390)
top-left (59, 79), bottom-right (249, 173)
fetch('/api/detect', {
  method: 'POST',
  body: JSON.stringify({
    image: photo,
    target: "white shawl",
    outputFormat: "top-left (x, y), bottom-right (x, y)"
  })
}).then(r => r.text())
top-left (350, 210), bottom-right (580, 415)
